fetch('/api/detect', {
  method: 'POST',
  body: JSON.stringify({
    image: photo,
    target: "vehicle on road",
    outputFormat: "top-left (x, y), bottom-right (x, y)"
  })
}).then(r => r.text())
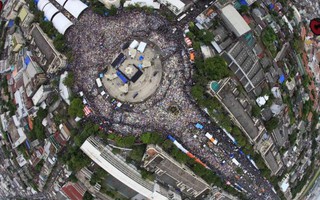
top-left (205, 132), bottom-right (218, 145)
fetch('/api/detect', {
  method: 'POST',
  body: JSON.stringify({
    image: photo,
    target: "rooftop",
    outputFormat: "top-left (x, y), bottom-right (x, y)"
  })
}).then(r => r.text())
top-left (217, 83), bottom-right (259, 140)
top-left (220, 5), bottom-right (251, 37)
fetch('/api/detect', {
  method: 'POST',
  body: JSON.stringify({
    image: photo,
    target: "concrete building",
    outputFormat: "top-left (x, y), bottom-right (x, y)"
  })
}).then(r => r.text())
top-left (0, 59), bottom-right (11, 74)
top-left (22, 53), bottom-right (47, 98)
top-left (208, 187), bottom-right (238, 200)
top-left (208, 78), bottom-right (283, 175)
top-left (59, 123), bottom-right (71, 141)
top-left (142, 145), bottom-right (211, 198)
top-left (223, 38), bottom-right (265, 94)
top-left (279, 174), bottom-right (292, 200)
top-left (11, 32), bottom-right (25, 52)
top-left (275, 42), bottom-right (290, 62)
top-left (61, 181), bottom-right (86, 200)
top-left (7, 115), bottom-right (27, 149)
top-left (1, 0), bottom-right (24, 20)
top-left (124, 0), bottom-right (161, 9)
top-left (81, 136), bottom-right (182, 200)
top-left (59, 71), bottom-right (71, 105)
top-left (99, 0), bottom-right (121, 9)
top-left (32, 85), bottom-right (52, 106)
top-left (157, 0), bottom-right (185, 16)
top-left (17, 5), bottom-right (34, 36)
top-left (29, 24), bottom-right (67, 74)
top-left (220, 4), bottom-right (251, 37)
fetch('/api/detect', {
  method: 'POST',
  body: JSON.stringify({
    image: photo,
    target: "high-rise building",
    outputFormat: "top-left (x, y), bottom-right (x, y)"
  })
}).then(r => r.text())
top-left (81, 137), bottom-right (182, 200)
top-left (142, 144), bottom-right (211, 198)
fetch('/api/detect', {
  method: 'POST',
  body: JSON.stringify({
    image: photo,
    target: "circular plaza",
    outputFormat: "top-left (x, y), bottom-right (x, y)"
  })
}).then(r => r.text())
top-left (102, 39), bottom-right (162, 103)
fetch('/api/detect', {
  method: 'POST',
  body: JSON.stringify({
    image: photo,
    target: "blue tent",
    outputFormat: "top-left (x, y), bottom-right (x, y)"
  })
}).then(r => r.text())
top-left (116, 71), bottom-right (128, 83)
top-left (24, 56), bottom-right (30, 65)
top-left (7, 20), bottom-right (14, 28)
top-left (195, 123), bottom-right (204, 129)
top-left (138, 64), bottom-right (143, 69)
top-left (25, 140), bottom-right (31, 150)
top-left (139, 55), bottom-right (144, 61)
top-left (99, 73), bottom-right (104, 78)
top-left (34, 0), bottom-right (39, 4)
top-left (239, 0), bottom-right (248, 6)
top-left (279, 74), bottom-right (285, 83)
top-left (269, 3), bottom-right (274, 10)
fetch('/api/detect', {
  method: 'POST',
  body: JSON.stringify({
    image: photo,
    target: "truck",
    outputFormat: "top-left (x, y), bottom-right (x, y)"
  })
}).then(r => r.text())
top-left (232, 158), bottom-right (240, 166)
top-left (195, 123), bottom-right (204, 129)
top-left (95, 78), bottom-right (102, 87)
top-left (205, 132), bottom-right (218, 145)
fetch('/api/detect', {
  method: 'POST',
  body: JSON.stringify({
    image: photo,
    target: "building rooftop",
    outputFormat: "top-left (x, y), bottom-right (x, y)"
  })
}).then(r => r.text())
top-left (220, 5), bottom-right (251, 37)
top-left (61, 182), bottom-right (86, 200)
top-left (264, 150), bottom-right (280, 174)
top-left (217, 83), bottom-right (259, 140)
top-left (81, 137), bottom-right (176, 200)
top-left (143, 145), bottom-right (210, 198)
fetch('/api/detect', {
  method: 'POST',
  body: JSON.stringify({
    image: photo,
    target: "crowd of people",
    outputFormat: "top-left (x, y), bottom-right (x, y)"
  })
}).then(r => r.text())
top-left (65, 9), bottom-right (277, 200)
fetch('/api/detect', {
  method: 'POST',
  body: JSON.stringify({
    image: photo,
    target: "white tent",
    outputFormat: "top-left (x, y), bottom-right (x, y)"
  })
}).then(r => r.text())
top-left (43, 3), bottom-right (59, 21)
top-left (256, 96), bottom-right (266, 107)
top-left (52, 13), bottom-right (73, 35)
top-left (37, 0), bottom-right (50, 11)
top-left (129, 40), bottom-right (139, 49)
top-left (271, 87), bottom-right (281, 99)
top-left (55, 0), bottom-right (68, 6)
top-left (137, 42), bottom-right (147, 53)
top-left (64, 0), bottom-right (88, 18)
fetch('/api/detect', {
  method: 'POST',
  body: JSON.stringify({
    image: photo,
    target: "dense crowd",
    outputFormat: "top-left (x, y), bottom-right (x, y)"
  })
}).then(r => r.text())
top-left (65, 9), bottom-right (278, 200)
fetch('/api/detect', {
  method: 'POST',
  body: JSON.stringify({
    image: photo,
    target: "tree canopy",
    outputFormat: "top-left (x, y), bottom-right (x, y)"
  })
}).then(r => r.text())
top-left (262, 27), bottom-right (278, 57)
top-left (63, 72), bottom-right (74, 87)
top-left (30, 108), bottom-right (48, 141)
top-left (197, 56), bottom-right (230, 81)
top-left (68, 98), bottom-right (84, 117)
top-left (265, 117), bottom-right (279, 132)
top-left (140, 132), bottom-right (161, 144)
top-left (115, 135), bottom-right (136, 147)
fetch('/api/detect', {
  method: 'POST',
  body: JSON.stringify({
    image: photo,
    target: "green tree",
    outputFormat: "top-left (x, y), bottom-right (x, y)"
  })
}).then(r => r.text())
top-left (68, 98), bottom-right (84, 117)
top-left (115, 135), bottom-right (136, 147)
top-left (109, 5), bottom-right (117, 16)
top-left (141, 132), bottom-right (161, 144)
top-left (161, 140), bottom-right (173, 151)
top-left (239, 5), bottom-right (249, 14)
top-left (53, 34), bottom-right (69, 53)
top-left (141, 169), bottom-right (155, 181)
top-left (83, 192), bottom-right (94, 200)
top-left (63, 72), bottom-right (74, 87)
top-left (262, 27), bottom-right (278, 57)
top-left (199, 56), bottom-right (230, 80)
top-left (191, 84), bottom-right (204, 101)
top-left (14, 17), bottom-right (21, 25)
top-left (198, 30), bottom-right (214, 45)
top-left (172, 146), bottom-right (188, 163)
top-left (129, 145), bottom-right (146, 162)
top-left (251, 104), bottom-right (261, 117)
top-left (265, 117), bottom-right (279, 132)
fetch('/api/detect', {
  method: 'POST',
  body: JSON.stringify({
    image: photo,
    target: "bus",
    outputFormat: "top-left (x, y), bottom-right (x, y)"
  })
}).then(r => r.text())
top-left (177, 13), bottom-right (187, 22)
top-left (95, 78), bottom-right (102, 87)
